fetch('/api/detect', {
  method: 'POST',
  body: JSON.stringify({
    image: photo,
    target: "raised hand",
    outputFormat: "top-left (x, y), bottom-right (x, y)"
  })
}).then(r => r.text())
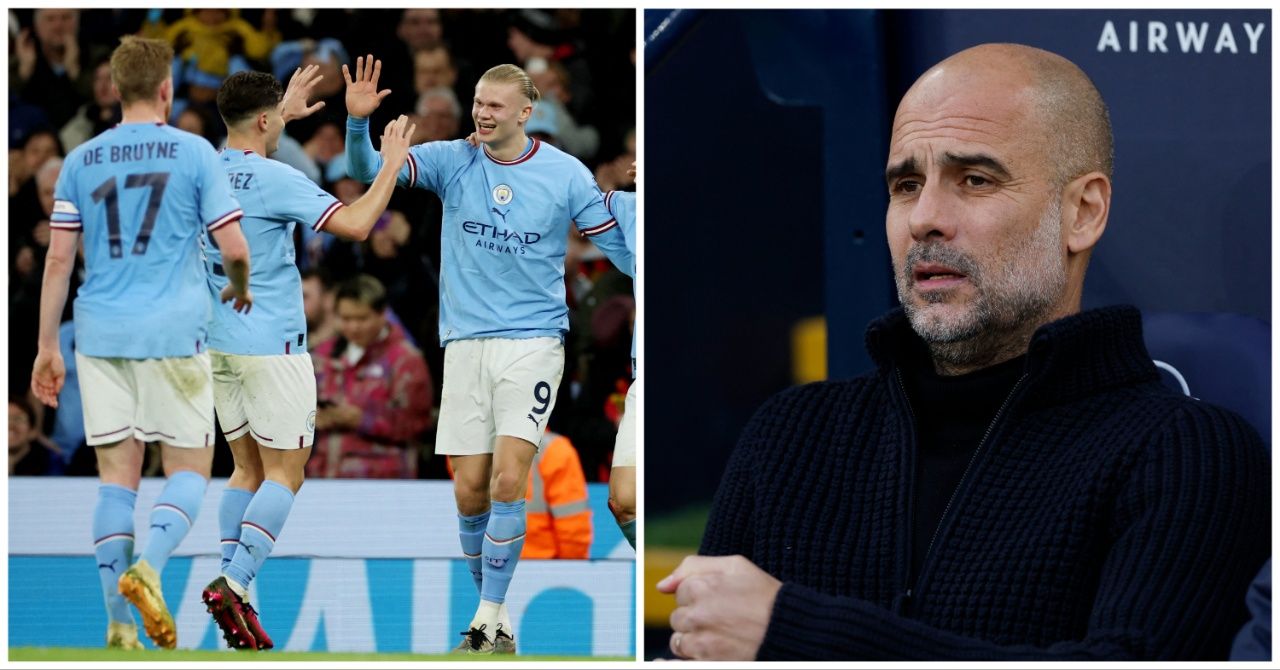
top-left (280, 64), bottom-right (326, 123)
top-left (15, 29), bottom-right (37, 82)
top-left (342, 54), bottom-right (392, 119)
top-left (380, 115), bottom-right (417, 169)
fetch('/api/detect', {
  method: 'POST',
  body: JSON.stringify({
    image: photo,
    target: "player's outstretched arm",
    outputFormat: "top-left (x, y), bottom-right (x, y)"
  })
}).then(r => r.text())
top-left (211, 220), bottom-right (254, 313)
top-left (343, 54), bottom-right (394, 184)
top-left (280, 63), bottom-right (326, 124)
top-left (31, 229), bottom-right (79, 407)
top-left (325, 115), bottom-right (417, 241)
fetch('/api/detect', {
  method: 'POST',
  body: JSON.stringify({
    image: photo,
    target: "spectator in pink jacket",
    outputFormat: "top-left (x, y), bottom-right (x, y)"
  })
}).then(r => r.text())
top-left (308, 274), bottom-right (434, 478)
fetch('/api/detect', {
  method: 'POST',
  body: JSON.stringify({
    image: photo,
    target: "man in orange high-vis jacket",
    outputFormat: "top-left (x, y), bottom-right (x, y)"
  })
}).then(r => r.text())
top-left (521, 432), bottom-right (592, 559)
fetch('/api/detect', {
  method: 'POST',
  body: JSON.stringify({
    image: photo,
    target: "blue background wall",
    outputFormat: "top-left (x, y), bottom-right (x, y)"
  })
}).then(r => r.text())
top-left (644, 9), bottom-right (1270, 515)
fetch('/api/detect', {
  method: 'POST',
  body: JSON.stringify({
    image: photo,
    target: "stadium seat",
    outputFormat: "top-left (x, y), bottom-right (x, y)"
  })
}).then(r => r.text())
top-left (1141, 311), bottom-right (1271, 661)
top-left (1141, 311), bottom-right (1270, 447)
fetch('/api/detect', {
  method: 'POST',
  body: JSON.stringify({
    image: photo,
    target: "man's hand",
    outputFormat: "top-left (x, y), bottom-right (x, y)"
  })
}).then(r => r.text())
top-left (317, 402), bottom-right (362, 430)
top-left (342, 54), bottom-right (391, 119)
top-left (31, 349), bottom-right (66, 408)
top-left (15, 29), bottom-right (37, 81)
top-left (656, 555), bottom-right (782, 661)
top-left (464, 132), bottom-right (480, 148)
top-left (220, 283), bottom-right (253, 314)
top-left (280, 64), bottom-right (326, 123)
top-left (379, 115), bottom-right (416, 168)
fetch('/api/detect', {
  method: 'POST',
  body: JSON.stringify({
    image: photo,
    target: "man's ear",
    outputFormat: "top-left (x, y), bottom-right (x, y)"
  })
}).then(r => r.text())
top-left (1063, 172), bottom-right (1111, 254)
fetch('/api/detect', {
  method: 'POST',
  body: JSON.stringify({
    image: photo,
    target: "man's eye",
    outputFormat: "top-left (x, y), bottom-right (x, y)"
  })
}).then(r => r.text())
top-left (964, 175), bottom-right (990, 187)
top-left (893, 180), bottom-right (921, 194)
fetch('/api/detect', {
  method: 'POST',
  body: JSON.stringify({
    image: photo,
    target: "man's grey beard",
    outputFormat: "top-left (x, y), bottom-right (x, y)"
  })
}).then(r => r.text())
top-left (896, 196), bottom-right (1066, 372)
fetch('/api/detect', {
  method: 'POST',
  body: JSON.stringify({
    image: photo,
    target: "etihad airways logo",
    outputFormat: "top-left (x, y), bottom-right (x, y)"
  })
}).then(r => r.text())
top-left (463, 220), bottom-right (541, 256)
top-left (1098, 20), bottom-right (1266, 54)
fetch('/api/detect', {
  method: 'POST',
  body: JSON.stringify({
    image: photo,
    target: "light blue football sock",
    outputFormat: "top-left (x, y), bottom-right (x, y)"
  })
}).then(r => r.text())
top-left (139, 470), bottom-right (206, 573)
top-left (480, 500), bottom-right (526, 605)
top-left (218, 487), bottom-right (254, 571)
top-left (224, 480), bottom-right (294, 589)
top-left (619, 518), bottom-right (636, 549)
top-left (93, 484), bottom-right (137, 624)
top-left (459, 511), bottom-right (490, 595)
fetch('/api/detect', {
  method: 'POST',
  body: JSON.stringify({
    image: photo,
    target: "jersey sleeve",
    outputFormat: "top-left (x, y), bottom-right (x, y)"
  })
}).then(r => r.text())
top-left (266, 162), bottom-right (345, 233)
top-left (604, 190), bottom-right (637, 275)
top-left (345, 115), bottom-right (413, 188)
top-left (570, 163), bottom-right (633, 278)
top-left (50, 157), bottom-right (83, 231)
top-left (196, 140), bottom-right (243, 231)
top-left (406, 140), bottom-right (470, 194)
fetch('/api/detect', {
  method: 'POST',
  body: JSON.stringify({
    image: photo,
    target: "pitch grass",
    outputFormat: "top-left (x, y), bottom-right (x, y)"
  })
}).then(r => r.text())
top-left (11, 647), bottom-right (632, 662)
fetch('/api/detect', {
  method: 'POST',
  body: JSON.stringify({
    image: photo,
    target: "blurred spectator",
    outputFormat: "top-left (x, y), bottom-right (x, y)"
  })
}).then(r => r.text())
top-left (527, 58), bottom-right (598, 159)
top-left (16, 128), bottom-right (62, 192)
top-left (594, 127), bottom-right (636, 191)
top-left (9, 395), bottom-right (62, 476)
top-left (521, 431), bottom-right (593, 559)
top-left (303, 120), bottom-right (348, 183)
top-left (59, 58), bottom-right (120, 151)
top-left (302, 268), bottom-right (339, 348)
top-left (507, 9), bottom-right (593, 120)
top-left (11, 9), bottom-right (89, 128)
top-left (397, 9), bottom-right (444, 53)
top-left (308, 275), bottom-right (434, 479)
top-left (413, 45), bottom-right (457, 95)
top-left (525, 101), bottom-right (559, 145)
top-left (412, 86), bottom-right (462, 144)
top-left (165, 9), bottom-right (281, 107)
top-left (175, 104), bottom-right (222, 146)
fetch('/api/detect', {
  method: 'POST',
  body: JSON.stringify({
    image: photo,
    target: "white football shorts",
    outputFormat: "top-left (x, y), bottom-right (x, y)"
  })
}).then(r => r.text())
top-left (436, 337), bottom-right (564, 455)
top-left (77, 352), bottom-right (214, 448)
top-left (211, 350), bottom-right (316, 450)
top-left (613, 377), bottom-right (637, 467)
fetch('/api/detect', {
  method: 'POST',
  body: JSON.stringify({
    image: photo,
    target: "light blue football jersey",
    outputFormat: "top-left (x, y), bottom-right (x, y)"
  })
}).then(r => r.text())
top-left (50, 123), bottom-right (243, 358)
top-left (605, 189), bottom-right (638, 371)
top-left (604, 190), bottom-right (636, 277)
top-left (347, 116), bottom-right (632, 345)
top-left (206, 149), bottom-right (343, 355)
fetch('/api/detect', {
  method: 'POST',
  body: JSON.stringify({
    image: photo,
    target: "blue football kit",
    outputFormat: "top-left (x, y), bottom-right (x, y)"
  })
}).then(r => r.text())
top-left (346, 116), bottom-right (632, 344)
top-left (605, 189), bottom-right (638, 371)
top-left (51, 122), bottom-right (243, 358)
top-left (206, 149), bottom-right (343, 355)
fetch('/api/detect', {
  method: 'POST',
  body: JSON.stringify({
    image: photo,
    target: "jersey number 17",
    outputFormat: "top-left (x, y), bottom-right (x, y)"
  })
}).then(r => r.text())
top-left (90, 172), bottom-right (170, 258)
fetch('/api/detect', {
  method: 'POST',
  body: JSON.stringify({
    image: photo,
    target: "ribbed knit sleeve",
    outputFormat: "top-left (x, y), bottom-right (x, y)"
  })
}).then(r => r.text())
top-left (756, 400), bottom-right (1269, 661)
top-left (699, 389), bottom-right (774, 559)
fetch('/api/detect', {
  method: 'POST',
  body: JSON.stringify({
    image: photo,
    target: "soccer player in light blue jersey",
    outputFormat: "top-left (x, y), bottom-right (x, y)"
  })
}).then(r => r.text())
top-left (30, 36), bottom-right (253, 651)
top-left (342, 55), bottom-right (633, 654)
top-left (198, 67), bottom-right (416, 651)
top-left (603, 167), bottom-right (638, 551)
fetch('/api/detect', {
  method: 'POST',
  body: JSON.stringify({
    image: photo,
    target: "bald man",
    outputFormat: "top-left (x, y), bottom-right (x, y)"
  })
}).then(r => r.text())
top-left (657, 43), bottom-right (1269, 661)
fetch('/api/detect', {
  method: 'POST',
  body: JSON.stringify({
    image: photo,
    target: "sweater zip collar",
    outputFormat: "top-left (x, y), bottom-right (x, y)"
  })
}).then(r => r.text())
top-left (894, 367), bottom-right (1029, 613)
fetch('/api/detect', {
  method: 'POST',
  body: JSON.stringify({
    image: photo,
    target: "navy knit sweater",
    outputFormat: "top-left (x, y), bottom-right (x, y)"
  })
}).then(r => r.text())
top-left (700, 306), bottom-right (1270, 660)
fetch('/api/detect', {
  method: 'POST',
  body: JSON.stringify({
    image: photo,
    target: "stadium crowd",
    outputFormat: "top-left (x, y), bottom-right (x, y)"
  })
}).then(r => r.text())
top-left (8, 8), bottom-right (636, 490)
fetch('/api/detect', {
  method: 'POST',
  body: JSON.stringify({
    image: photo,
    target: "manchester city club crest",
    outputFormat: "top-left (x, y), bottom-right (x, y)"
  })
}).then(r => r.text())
top-left (492, 184), bottom-right (513, 205)
top-left (306, 410), bottom-right (316, 433)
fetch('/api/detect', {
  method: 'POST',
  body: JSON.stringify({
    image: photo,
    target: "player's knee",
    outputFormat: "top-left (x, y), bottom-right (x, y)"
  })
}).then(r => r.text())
top-left (233, 461), bottom-right (265, 486)
top-left (490, 470), bottom-right (525, 502)
top-left (608, 494), bottom-right (636, 521)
